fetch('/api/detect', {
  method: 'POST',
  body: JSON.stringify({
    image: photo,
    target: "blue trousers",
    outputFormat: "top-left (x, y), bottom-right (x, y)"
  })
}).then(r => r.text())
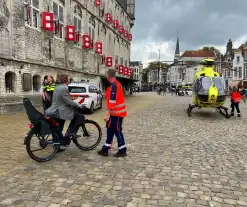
top-left (104, 116), bottom-right (126, 152)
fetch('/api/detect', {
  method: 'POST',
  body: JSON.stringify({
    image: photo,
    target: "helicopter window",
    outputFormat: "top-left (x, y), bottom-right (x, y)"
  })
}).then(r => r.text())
top-left (194, 79), bottom-right (201, 93)
top-left (195, 77), bottom-right (212, 94)
top-left (212, 77), bottom-right (225, 94)
top-left (201, 77), bottom-right (212, 90)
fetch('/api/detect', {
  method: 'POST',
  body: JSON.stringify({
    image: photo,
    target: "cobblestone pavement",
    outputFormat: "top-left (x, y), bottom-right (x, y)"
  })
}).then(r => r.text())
top-left (0, 93), bottom-right (161, 175)
top-left (1, 94), bottom-right (247, 207)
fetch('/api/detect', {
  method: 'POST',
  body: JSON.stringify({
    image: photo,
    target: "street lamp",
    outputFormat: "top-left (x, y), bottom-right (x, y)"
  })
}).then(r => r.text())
top-left (158, 49), bottom-right (160, 83)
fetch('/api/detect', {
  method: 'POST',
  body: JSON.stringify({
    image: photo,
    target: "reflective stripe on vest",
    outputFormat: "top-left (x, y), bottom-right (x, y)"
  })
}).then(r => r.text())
top-left (44, 84), bottom-right (56, 92)
top-left (109, 109), bottom-right (127, 115)
top-left (109, 100), bottom-right (116, 104)
top-left (234, 98), bottom-right (241, 102)
top-left (112, 103), bottom-right (125, 109)
top-left (109, 103), bottom-right (126, 116)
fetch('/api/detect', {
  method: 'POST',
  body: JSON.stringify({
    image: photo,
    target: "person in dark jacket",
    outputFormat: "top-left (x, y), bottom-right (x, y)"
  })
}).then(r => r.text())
top-left (42, 76), bottom-right (55, 112)
top-left (45, 74), bottom-right (84, 151)
top-left (42, 76), bottom-right (48, 112)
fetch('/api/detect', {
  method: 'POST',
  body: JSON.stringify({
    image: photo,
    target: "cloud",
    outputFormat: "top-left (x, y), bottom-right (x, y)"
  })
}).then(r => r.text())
top-left (131, 0), bottom-right (247, 67)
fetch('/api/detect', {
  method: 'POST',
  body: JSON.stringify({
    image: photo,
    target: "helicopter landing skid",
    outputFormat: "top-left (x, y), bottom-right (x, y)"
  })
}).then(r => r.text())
top-left (187, 104), bottom-right (230, 118)
top-left (187, 104), bottom-right (199, 117)
top-left (216, 106), bottom-right (230, 118)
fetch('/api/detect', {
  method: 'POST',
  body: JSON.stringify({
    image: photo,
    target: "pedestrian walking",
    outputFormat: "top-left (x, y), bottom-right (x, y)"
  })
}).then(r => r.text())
top-left (230, 87), bottom-right (245, 117)
top-left (40, 75), bottom-right (48, 95)
top-left (162, 86), bottom-right (166, 96)
top-left (98, 69), bottom-right (127, 157)
top-left (176, 87), bottom-right (179, 96)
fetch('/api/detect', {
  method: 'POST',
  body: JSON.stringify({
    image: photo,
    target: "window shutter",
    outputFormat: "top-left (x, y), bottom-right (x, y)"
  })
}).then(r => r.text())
top-left (23, 73), bottom-right (32, 91)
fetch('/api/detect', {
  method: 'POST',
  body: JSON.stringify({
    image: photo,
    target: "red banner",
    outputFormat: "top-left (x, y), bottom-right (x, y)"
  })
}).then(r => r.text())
top-left (118, 65), bottom-right (124, 74)
top-left (65, 25), bottom-right (76, 41)
top-left (106, 56), bottom-right (113, 67)
top-left (42, 12), bottom-right (54, 31)
top-left (82, 34), bottom-right (91, 48)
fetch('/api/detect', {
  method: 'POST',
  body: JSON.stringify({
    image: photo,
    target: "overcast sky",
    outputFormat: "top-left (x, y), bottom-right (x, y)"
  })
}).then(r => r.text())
top-left (130, 0), bottom-right (247, 67)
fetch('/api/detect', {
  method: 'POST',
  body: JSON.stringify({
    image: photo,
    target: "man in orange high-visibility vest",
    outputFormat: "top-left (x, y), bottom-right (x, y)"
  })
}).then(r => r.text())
top-left (98, 69), bottom-right (127, 157)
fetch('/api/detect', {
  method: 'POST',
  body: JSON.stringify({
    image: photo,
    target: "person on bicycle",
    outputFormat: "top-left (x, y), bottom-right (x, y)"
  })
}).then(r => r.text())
top-left (98, 69), bottom-right (127, 158)
top-left (45, 74), bottom-right (85, 149)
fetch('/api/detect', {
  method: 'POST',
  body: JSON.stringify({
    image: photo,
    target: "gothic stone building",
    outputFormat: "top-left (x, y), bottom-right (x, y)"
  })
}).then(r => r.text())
top-left (215, 39), bottom-right (235, 82)
top-left (0, 0), bottom-right (135, 113)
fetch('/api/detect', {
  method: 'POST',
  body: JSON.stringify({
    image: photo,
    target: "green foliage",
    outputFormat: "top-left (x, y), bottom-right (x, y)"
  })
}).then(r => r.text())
top-left (141, 61), bottom-right (169, 83)
top-left (200, 46), bottom-right (220, 55)
top-left (147, 61), bottom-right (168, 70)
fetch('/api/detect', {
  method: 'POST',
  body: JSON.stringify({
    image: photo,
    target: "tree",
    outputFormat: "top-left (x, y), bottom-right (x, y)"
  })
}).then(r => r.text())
top-left (143, 61), bottom-right (169, 84)
top-left (200, 46), bottom-right (220, 55)
top-left (147, 61), bottom-right (168, 70)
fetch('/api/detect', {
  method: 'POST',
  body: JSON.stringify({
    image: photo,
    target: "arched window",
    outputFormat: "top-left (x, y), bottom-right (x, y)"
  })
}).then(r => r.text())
top-left (74, 4), bottom-right (82, 32)
top-left (33, 74), bottom-right (41, 91)
top-left (5, 71), bottom-right (16, 93)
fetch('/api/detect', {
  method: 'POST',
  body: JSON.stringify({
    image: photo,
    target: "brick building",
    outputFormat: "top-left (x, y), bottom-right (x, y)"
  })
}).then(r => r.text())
top-left (0, 0), bottom-right (135, 113)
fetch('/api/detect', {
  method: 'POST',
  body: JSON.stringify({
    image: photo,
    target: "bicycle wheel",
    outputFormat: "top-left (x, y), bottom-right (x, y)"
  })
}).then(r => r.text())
top-left (25, 128), bottom-right (59, 162)
top-left (73, 119), bottom-right (102, 151)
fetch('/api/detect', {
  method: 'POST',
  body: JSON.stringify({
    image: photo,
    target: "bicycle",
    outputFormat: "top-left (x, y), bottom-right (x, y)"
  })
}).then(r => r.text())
top-left (23, 98), bottom-right (102, 162)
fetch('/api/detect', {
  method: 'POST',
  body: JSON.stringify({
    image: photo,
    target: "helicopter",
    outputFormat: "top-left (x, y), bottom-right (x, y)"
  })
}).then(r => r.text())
top-left (186, 58), bottom-right (229, 118)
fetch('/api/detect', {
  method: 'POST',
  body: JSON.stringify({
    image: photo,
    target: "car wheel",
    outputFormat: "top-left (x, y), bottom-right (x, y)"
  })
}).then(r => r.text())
top-left (89, 102), bottom-right (94, 114)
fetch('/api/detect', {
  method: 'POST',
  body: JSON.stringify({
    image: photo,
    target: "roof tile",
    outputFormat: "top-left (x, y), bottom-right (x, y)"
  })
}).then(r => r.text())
top-left (181, 50), bottom-right (216, 58)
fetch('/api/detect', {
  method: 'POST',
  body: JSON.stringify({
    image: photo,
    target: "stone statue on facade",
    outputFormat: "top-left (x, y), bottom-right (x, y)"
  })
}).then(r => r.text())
top-left (226, 39), bottom-right (233, 55)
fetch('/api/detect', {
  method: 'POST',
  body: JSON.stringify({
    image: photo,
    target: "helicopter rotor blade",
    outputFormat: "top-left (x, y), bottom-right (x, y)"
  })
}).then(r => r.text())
top-left (157, 60), bottom-right (246, 64)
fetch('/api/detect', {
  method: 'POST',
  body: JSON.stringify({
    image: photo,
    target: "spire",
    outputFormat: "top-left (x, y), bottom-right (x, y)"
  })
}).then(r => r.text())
top-left (174, 29), bottom-right (180, 62)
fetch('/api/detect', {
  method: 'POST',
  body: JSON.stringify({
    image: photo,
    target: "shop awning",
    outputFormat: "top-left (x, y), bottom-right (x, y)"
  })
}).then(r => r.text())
top-left (228, 81), bottom-right (239, 87)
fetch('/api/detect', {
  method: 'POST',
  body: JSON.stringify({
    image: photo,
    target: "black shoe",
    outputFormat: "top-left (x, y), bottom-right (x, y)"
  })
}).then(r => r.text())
top-left (238, 114), bottom-right (241, 117)
top-left (230, 113), bottom-right (234, 116)
top-left (97, 149), bottom-right (108, 156)
top-left (57, 148), bottom-right (65, 153)
top-left (114, 151), bottom-right (127, 158)
top-left (59, 138), bottom-right (71, 146)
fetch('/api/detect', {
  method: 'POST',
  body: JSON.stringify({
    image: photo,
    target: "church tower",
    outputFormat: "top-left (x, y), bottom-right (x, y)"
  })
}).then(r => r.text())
top-left (174, 30), bottom-right (180, 63)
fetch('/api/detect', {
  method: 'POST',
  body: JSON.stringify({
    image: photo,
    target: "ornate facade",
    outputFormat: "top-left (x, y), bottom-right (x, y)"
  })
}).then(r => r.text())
top-left (0, 0), bottom-right (135, 113)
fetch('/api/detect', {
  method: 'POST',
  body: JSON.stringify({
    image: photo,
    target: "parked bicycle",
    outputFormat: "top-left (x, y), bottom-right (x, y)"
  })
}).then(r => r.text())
top-left (23, 98), bottom-right (102, 162)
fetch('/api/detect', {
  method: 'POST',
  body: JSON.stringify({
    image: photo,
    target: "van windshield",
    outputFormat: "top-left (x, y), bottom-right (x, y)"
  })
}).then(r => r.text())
top-left (68, 87), bottom-right (87, 93)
